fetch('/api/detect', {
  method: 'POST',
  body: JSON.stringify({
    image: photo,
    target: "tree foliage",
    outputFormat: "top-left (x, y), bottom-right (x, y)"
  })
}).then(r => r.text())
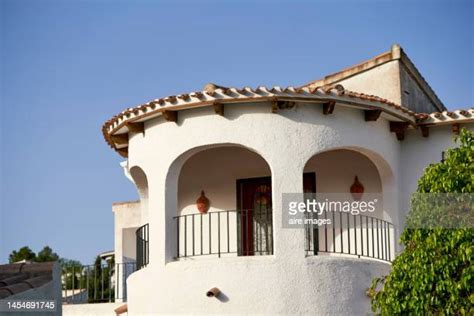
top-left (8, 245), bottom-right (59, 263)
top-left (369, 129), bottom-right (474, 315)
top-left (36, 246), bottom-right (59, 262)
top-left (8, 246), bottom-right (36, 263)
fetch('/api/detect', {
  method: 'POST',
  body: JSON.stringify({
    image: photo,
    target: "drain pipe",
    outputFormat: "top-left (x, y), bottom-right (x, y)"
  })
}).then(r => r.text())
top-left (206, 287), bottom-right (221, 298)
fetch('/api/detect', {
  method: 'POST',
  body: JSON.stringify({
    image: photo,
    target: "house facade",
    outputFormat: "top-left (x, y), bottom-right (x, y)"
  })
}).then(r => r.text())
top-left (103, 44), bottom-right (473, 314)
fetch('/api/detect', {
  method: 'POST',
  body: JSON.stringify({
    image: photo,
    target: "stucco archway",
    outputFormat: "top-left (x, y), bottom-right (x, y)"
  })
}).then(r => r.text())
top-left (130, 166), bottom-right (149, 223)
top-left (165, 144), bottom-right (273, 261)
top-left (303, 147), bottom-right (396, 261)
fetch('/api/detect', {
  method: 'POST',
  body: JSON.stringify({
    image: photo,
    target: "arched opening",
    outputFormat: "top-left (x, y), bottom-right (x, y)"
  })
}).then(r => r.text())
top-left (169, 145), bottom-right (273, 259)
top-left (130, 166), bottom-right (149, 222)
top-left (303, 148), bottom-right (395, 261)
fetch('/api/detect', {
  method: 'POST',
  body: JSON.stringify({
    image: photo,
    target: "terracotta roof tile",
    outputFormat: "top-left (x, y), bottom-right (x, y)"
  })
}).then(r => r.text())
top-left (101, 83), bottom-right (423, 154)
top-left (416, 108), bottom-right (474, 125)
top-left (0, 262), bottom-right (54, 299)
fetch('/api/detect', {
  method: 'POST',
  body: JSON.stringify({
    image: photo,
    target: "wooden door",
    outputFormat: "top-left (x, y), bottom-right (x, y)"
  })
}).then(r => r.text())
top-left (236, 173), bottom-right (315, 256)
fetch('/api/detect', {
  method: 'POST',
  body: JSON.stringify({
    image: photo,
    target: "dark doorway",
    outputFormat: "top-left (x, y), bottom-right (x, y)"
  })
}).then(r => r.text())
top-left (236, 173), bottom-right (316, 256)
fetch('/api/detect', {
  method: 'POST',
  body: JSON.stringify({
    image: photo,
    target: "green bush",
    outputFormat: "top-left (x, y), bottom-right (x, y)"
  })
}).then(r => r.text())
top-left (369, 129), bottom-right (474, 315)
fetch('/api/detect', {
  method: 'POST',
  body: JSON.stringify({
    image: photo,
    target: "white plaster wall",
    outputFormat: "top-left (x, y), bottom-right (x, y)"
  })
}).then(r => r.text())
top-left (63, 302), bottom-right (124, 316)
top-left (337, 60), bottom-right (402, 105)
top-left (123, 102), bottom-right (401, 315)
top-left (128, 256), bottom-right (389, 315)
top-left (113, 201), bottom-right (142, 303)
top-left (113, 201), bottom-right (142, 263)
top-left (304, 149), bottom-right (382, 195)
top-left (332, 59), bottom-right (440, 113)
top-left (122, 228), bottom-right (137, 261)
top-left (178, 146), bottom-right (271, 215)
top-left (129, 167), bottom-right (149, 224)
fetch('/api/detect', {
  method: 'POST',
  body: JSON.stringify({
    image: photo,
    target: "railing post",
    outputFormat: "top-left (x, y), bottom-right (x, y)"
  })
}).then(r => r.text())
top-left (388, 224), bottom-right (392, 261)
top-left (313, 211), bottom-right (319, 256)
top-left (209, 212), bottom-right (212, 255)
top-left (72, 266), bottom-right (75, 301)
top-left (116, 264), bottom-right (120, 302)
top-left (184, 216), bottom-right (187, 257)
top-left (347, 212), bottom-right (350, 255)
top-left (201, 214), bottom-right (203, 255)
top-left (176, 217), bottom-right (180, 258)
top-left (192, 214), bottom-right (195, 256)
top-left (340, 212), bottom-right (343, 253)
top-left (354, 215), bottom-right (357, 256)
top-left (227, 211), bottom-right (230, 253)
top-left (108, 263), bottom-right (111, 303)
top-left (218, 212), bottom-right (221, 258)
top-left (332, 211), bottom-right (336, 253)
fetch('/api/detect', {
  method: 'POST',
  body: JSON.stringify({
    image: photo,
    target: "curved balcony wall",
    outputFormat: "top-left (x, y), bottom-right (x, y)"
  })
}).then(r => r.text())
top-left (125, 102), bottom-right (400, 314)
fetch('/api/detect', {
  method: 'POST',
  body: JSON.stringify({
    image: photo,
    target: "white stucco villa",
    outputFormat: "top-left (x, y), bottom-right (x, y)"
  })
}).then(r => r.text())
top-left (103, 44), bottom-right (473, 315)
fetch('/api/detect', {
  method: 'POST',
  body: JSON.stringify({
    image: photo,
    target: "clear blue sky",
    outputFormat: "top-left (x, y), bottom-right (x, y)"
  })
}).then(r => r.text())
top-left (1, 0), bottom-right (472, 264)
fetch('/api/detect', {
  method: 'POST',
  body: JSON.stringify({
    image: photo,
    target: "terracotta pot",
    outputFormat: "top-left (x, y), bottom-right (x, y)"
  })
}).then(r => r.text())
top-left (350, 176), bottom-right (364, 201)
top-left (196, 190), bottom-right (210, 214)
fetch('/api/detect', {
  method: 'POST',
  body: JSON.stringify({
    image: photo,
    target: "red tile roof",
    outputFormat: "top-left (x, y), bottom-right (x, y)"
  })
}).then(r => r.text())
top-left (101, 83), bottom-right (419, 155)
top-left (415, 109), bottom-right (474, 125)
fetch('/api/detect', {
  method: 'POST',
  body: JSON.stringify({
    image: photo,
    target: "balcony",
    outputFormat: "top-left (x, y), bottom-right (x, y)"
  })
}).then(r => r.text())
top-left (305, 210), bottom-right (395, 262)
top-left (62, 262), bottom-right (136, 304)
top-left (174, 209), bottom-right (394, 262)
top-left (62, 224), bottom-right (149, 304)
top-left (174, 209), bottom-right (273, 258)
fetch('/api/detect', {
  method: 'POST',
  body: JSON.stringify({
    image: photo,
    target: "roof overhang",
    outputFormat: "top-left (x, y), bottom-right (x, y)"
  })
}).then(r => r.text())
top-left (416, 109), bottom-right (474, 126)
top-left (102, 84), bottom-right (419, 157)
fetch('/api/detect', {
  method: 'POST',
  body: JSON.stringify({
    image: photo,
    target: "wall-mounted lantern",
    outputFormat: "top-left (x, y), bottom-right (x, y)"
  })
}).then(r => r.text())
top-left (196, 190), bottom-right (210, 214)
top-left (350, 176), bottom-right (364, 201)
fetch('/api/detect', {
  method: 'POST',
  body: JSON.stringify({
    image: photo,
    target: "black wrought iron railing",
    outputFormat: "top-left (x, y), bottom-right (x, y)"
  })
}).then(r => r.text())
top-left (305, 210), bottom-right (395, 262)
top-left (62, 262), bottom-right (136, 304)
top-left (173, 209), bottom-right (273, 258)
top-left (136, 223), bottom-right (149, 270)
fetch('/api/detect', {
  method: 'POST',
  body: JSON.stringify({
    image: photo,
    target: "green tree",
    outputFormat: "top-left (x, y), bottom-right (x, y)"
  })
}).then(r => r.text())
top-left (60, 258), bottom-right (84, 290)
top-left (369, 129), bottom-right (474, 315)
top-left (84, 255), bottom-right (115, 302)
top-left (36, 246), bottom-right (59, 262)
top-left (8, 246), bottom-right (36, 263)
top-left (8, 245), bottom-right (60, 263)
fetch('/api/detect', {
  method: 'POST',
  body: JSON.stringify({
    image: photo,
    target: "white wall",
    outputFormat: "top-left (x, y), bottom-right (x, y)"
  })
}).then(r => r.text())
top-left (63, 302), bottom-right (124, 316)
top-left (337, 60), bottom-right (402, 105)
top-left (304, 149), bottom-right (382, 203)
top-left (112, 201), bottom-right (142, 303)
top-left (178, 146), bottom-right (271, 215)
top-left (129, 166), bottom-right (149, 224)
top-left (113, 201), bottom-right (142, 264)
